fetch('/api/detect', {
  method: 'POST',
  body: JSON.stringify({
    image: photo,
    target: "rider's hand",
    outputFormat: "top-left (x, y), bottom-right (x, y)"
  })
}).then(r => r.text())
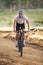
top-left (14, 29), bottom-right (16, 32)
top-left (28, 29), bottom-right (30, 32)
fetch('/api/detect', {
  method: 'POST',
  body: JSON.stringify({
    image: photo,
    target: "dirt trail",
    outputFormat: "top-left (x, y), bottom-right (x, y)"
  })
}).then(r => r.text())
top-left (0, 37), bottom-right (43, 65)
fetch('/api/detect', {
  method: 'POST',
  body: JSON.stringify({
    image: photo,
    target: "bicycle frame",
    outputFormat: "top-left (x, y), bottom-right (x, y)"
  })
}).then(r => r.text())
top-left (18, 30), bottom-right (24, 47)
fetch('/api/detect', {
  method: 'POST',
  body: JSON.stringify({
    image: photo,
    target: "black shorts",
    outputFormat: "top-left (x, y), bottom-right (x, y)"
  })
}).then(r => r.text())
top-left (16, 23), bottom-right (25, 32)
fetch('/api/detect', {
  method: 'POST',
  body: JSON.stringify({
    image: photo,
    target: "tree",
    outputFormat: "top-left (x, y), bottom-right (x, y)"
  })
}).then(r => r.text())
top-left (0, 0), bottom-right (43, 11)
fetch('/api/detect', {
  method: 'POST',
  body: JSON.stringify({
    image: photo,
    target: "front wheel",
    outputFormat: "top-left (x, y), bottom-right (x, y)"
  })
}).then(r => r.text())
top-left (19, 47), bottom-right (23, 57)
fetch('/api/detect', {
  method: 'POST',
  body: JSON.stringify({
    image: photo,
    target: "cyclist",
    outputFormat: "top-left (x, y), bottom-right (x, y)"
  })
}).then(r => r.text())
top-left (14, 9), bottom-right (30, 47)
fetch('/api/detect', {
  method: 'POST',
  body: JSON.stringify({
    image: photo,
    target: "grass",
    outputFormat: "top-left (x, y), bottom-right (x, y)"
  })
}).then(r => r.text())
top-left (0, 9), bottom-right (43, 27)
top-left (25, 9), bottom-right (43, 22)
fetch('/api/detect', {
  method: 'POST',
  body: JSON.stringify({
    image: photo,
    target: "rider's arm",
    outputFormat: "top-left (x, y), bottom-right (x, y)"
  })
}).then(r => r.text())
top-left (26, 19), bottom-right (30, 31)
top-left (13, 19), bottom-right (17, 32)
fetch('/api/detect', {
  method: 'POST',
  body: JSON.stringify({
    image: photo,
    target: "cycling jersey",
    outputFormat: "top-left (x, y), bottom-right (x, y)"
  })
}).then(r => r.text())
top-left (15, 15), bottom-right (28, 24)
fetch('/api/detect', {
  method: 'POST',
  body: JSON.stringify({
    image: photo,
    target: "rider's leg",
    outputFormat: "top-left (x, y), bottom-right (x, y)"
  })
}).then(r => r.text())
top-left (16, 23), bottom-right (20, 47)
top-left (16, 32), bottom-right (19, 47)
top-left (22, 29), bottom-right (26, 46)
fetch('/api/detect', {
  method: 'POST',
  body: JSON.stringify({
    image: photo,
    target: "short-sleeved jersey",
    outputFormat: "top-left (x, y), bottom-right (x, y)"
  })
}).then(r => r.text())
top-left (15, 14), bottom-right (28, 24)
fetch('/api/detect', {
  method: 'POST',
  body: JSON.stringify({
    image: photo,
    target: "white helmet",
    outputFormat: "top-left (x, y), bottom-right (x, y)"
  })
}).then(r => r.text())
top-left (19, 9), bottom-right (24, 14)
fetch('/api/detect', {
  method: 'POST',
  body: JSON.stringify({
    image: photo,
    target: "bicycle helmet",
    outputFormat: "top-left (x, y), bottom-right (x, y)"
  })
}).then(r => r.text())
top-left (19, 9), bottom-right (24, 14)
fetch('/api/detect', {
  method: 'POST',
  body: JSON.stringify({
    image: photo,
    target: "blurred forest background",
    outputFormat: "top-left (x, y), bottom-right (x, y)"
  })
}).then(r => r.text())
top-left (0, 0), bottom-right (43, 28)
top-left (0, 0), bottom-right (43, 11)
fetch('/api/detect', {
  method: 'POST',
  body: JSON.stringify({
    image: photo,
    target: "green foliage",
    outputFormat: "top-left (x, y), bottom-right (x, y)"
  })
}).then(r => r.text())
top-left (8, 20), bottom-right (13, 26)
top-left (25, 9), bottom-right (43, 21)
top-left (4, 0), bottom-right (15, 8)
top-left (0, 0), bottom-right (43, 10)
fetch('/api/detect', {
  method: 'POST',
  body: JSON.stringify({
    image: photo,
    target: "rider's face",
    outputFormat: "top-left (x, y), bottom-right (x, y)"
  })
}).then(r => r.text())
top-left (19, 13), bottom-right (23, 18)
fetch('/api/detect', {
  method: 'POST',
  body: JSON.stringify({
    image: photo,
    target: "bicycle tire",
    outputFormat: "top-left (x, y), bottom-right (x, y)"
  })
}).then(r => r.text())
top-left (21, 47), bottom-right (23, 57)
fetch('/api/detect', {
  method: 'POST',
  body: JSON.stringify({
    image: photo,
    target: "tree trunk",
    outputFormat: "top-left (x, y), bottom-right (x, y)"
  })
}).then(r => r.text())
top-left (26, 0), bottom-right (29, 9)
top-left (18, 0), bottom-right (21, 9)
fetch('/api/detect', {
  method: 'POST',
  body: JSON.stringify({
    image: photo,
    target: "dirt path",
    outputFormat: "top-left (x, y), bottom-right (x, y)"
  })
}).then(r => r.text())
top-left (0, 37), bottom-right (43, 65)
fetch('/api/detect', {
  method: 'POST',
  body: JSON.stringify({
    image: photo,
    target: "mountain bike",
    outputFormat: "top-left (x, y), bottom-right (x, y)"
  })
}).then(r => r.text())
top-left (18, 27), bottom-right (24, 57)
